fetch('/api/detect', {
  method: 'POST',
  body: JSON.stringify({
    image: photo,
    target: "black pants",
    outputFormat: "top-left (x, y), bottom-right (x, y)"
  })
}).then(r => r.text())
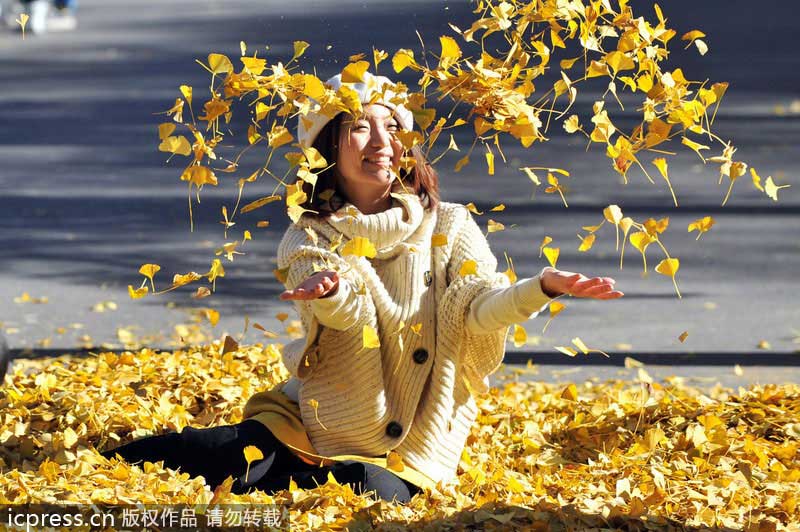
top-left (101, 420), bottom-right (421, 504)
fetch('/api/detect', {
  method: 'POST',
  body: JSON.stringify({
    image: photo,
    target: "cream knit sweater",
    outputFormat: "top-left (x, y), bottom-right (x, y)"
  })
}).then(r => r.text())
top-left (275, 192), bottom-right (552, 486)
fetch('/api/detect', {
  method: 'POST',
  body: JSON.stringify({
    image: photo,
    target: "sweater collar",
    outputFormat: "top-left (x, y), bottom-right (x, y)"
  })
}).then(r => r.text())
top-left (326, 192), bottom-right (425, 253)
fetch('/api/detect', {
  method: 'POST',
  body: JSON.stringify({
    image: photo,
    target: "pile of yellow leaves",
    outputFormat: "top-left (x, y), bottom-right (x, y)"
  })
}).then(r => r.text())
top-left (1, 344), bottom-right (797, 530)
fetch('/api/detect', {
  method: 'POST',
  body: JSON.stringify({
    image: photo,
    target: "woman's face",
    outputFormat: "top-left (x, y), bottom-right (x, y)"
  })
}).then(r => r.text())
top-left (335, 104), bottom-right (403, 192)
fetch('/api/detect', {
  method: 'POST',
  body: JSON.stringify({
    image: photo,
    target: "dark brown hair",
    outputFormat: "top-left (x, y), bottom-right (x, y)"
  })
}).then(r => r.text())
top-left (296, 112), bottom-right (440, 216)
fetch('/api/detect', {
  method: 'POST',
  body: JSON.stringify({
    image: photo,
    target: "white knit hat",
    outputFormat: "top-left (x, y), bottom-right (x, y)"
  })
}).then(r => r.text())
top-left (296, 72), bottom-right (414, 148)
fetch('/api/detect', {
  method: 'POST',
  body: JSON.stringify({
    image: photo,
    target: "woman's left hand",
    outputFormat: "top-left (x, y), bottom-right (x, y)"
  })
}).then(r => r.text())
top-left (540, 267), bottom-right (624, 300)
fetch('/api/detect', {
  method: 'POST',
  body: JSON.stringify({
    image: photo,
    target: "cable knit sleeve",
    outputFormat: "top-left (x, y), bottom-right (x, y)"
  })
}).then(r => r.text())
top-left (276, 224), bottom-right (366, 379)
top-left (438, 206), bottom-right (512, 395)
top-left (465, 269), bottom-right (554, 334)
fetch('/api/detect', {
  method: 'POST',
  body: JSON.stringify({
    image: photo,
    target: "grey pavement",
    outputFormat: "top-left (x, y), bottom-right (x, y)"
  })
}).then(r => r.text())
top-left (1, 0), bottom-right (798, 389)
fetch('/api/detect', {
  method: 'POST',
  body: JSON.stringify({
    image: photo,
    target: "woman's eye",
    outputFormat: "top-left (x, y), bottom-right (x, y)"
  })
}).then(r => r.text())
top-left (387, 123), bottom-right (399, 130)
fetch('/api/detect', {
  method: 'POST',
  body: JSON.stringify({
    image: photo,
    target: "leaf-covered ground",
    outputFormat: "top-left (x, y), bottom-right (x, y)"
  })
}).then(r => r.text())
top-left (1, 343), bottom-right (797, 531)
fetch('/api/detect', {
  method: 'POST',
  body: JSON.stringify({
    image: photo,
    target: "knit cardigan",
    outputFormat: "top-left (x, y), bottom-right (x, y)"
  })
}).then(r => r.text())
top-left (244, 192), bottom-right (551, 489)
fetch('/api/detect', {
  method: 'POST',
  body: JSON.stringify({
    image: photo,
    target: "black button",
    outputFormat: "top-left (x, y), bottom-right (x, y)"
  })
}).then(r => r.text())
top-left (412, 348), bottom-right (429, 364)
top-left (386, 421), bottom-right (403, 438)
top-left (424, 271), bottom-right (432, 286)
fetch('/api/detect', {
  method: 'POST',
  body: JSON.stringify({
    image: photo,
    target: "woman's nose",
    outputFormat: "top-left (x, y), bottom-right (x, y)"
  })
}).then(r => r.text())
top-left (370, 126), bottom-right (391, 147)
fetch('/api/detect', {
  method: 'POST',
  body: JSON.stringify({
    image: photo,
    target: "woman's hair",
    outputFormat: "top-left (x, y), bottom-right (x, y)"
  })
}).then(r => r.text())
top-left (296, 112), bottom-right (440, 216)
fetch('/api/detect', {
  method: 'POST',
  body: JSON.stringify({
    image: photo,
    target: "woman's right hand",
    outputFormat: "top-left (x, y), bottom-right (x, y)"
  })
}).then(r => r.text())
top-left (279, 270), bottom-right (340, 301)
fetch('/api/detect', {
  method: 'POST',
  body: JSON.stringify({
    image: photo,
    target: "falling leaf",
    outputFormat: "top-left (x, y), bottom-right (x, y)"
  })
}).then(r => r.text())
top-left (207, 53), bottom-right (233, 75)
top-left (764, 177), bottom-right (790, 201)
top-left (688, 216), bottom-right (715, 240)
top-left (485, 151), bottom-right (495, 175)
top-left (542, 247), bottom-right (559, 268)
top-left (678, 331), bottom-right (689, 343)
top-left (538, 236), bottom-right (553, 257)
top-left (655, 258), bottom-right (681, 298)
top-left (341, 236), bottom-right (377, 258)
top-left (653, 158), bottom-right (678, 206)
top-left (487, 219), bottom-right (505, 233)
top-left (513, 325), bottom-right (527, 348)
top-left (459, 260), bottom-right (478, 277)
top-left (362, 325), bottom-right (380, 350)
top-left (128, 285), bottom-right (148, 300)
top-left (465, 203), bottom-right (483, 215)
top-left (757, 340), bottom-right (771, 350)
top-left (577, 234), bottom-right (595, 252)
top-left (341, 61), bottom-right (370, 83)
top-left (138, 264), bottom-right (161, 292)
top-left (240, 195), bottom-right (281, 214)
top-left (292, 41), bottom-right (310, 61)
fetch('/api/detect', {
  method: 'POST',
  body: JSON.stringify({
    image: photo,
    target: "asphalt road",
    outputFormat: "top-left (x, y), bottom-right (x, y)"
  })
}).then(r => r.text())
top-left (1, 0), bottom-right (798, 387)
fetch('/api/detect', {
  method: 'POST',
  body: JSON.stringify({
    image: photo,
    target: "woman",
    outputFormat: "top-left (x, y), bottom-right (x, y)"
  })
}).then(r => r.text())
top-left (103, 72), bottom-right (623, 504)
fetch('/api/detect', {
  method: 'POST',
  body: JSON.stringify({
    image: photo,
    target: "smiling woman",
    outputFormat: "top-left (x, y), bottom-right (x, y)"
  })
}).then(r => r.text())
top-left (295, 76), bottom-right (440, 218)
top-left (104, 71), bottom-right (623, 504)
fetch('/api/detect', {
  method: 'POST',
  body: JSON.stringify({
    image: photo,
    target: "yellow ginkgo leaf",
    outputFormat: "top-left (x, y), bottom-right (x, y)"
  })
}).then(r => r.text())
top-left (688, 216), bottom-right (715, 240)
top-left (563, 115), bottom-right (581, 134)
top-left (653, 157), bottom-right (678, 207)
top-left (362, 325), bottom-right (380, 350)
top-left (655, 258), bottom-right (682, 298)
top-left (513, 324), bottom-right (527, 348)
top-left (240, 195), bottom-right (281, 214)
top-left (439, 35), bottom-right (462, 62)
top-left (207, 53), bottom-right (233, 75)
top-left (207, 259), bottom-right (225, 289)
top-left (542, 247), bottom-right (559, 268)
top-left (764, 176), bottom-right (790, 201)
top-left (487, 219), bottom-right (505, 233)
top-left (16, 13), bottom-right (29, 37)
top-left (139, 263), bottom-right (161, 292)
top-left (158, 136), bottom-right (192, 156)
top-left (392, 48), bottom-right (417, 73)
top-left (454, 155), bottom-right (470, 173)
top-left (630, 232), bottom-right (654, 272)
top-left (538, 236), bottom-right (553, 257)
top-left (503, 252), bottom-right (517, 284)
top-left (561, 383), bottom-right (579, 400)
top-left (341, 60), bottom-right (370, 83)
top-left (465, 203), bottom-right (483, 215)
top-left (306, 398), bottom-right (328, 430)
top-left (485, 151), bottom-right (495, 175)
top-left (386, 450), bottom-right (405, 472)
top-left (292, 40), bottom-right (310, 61)
top-left (243, 445), bottom-right (263, 464)
top-left (409, 323), bottom-right (423, 336)
top-left (158, 123), bottom-right (176, 140)
top-left (459, 260), bottom-right (478, 277)
top-left (373, 48), bottom-right (388, 70)
top-left (578, 234), bottom-right (595, 252)
top-left (555, 346), bottom-right (577, 357)
top-left (490, 204), bottom-right (505, 212)
top-left (542, 301), bottom-right (565, 334)
top-left (571, 337), bottom-right (590, 355)
top-left (678, 331), bottom-right (689, 343)
top-left (128, 285), bottom-right (148, 300)
top-left (431, 233), bottom-right (448, 247)
top-left (341, 236), bottom-right (377, 259)
top-left (203, 308), bottom-right (220, 327)
top-left (750, 168), bottom-right (765, 192)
